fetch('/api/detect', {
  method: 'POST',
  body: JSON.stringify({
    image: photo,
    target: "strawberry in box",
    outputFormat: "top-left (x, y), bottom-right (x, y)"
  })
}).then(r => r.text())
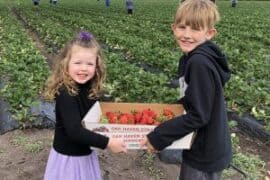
top-left (103, 108), bottom-right (175, 125)
top-left (83, 102), bottom-right (195, 149)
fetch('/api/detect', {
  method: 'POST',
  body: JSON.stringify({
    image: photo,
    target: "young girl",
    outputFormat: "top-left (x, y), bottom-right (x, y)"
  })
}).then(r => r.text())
top-left (43, 31), bottom-right (126, 180)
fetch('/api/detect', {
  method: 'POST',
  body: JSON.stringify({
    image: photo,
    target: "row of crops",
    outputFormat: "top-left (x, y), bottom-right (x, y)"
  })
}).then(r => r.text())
top-left (0, 4), bottom-right (49, 122)
top-left (0, 0), bottom-right (269, 130)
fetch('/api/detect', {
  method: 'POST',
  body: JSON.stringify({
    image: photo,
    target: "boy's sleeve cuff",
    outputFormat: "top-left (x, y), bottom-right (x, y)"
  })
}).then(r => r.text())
top-left (147, 131), bottom-right (170, 151)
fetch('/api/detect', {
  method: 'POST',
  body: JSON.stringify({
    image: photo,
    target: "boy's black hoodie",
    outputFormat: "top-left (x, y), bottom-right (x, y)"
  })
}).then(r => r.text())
top-left (147, 41), bottom-right (232, 172)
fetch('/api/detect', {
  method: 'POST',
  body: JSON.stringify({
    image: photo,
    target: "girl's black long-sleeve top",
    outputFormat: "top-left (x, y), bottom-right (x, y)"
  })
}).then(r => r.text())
top-left (147, 41), bottom-right (232, 172)
top-left (53, 83), bottom-right (109, 156)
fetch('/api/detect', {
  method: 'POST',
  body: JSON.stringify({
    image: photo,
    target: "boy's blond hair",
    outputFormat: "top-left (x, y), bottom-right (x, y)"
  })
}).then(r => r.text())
top-left (175, 0), bottom-right (220, 30)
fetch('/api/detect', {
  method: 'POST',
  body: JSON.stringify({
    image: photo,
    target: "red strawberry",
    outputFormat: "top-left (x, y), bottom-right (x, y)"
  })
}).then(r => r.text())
top-left (126, 113), bottom-right (135, 124)
top-left (119, 114), bottom-right (129, 124)
top-left (146, 116), bottom-right (154, 125)
top-left (142, 109), bottom-right (157, 119)
top-left (106, 112), bottom-right (118, 124)
top-left (140, 114), bottom-right (148, 125)
top-left (163, 108), bottom-right (175, 119)
top-left (134, 112), bottom-right (143, 124)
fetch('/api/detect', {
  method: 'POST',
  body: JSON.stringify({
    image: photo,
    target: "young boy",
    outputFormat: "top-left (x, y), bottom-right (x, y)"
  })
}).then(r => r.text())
top-left (140, 0), bottom-right (232, 179)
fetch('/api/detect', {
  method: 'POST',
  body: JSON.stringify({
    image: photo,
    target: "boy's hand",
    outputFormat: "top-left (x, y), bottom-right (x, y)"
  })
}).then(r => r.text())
top-left (140, 137), bottom-right (157, 153)
top-left (107, 138), bottom-right (127, 153)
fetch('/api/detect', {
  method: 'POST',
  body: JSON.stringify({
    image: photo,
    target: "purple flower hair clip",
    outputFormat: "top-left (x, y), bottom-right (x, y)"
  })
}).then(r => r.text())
top-left (78, 31), bottom-right (93, 41)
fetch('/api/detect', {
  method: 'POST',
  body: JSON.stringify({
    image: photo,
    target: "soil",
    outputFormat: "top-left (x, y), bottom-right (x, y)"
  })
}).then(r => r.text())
top-left (0, 128), bottom-right (179, 180)
top-left (0, 128), bottom-right (269, 180)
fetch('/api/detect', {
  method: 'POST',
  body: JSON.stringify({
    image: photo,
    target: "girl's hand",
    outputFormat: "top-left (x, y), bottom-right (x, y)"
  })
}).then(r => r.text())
top-left (140, 137), bottom-right (157, 153)
top-left (107, 138), bottom-right (127, 153)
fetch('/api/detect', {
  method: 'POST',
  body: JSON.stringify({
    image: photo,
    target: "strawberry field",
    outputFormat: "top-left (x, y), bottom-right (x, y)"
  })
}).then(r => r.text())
top-left (1, 0), bottom-right (269, 129)
top-left (0, 0), bottom-right (270, 179)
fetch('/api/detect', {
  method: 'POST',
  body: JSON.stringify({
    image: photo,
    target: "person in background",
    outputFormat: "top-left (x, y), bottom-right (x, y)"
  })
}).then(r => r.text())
top-left (140, 0), bottom-right (232, 179)
top-left (231, 0), bottom-right (237, 7)
top-left (49, 0), bottom-right (58, 5)
top-left (32, 0), bottom-right (40, 6)
top-left (126, 0), bottom-right (134, 15)
top-left (43, 31), bottom-right (126, 180)
top-left (105, 0), bottom-right (110, 7)
top-left (52, 0), bottom-right (57, 5)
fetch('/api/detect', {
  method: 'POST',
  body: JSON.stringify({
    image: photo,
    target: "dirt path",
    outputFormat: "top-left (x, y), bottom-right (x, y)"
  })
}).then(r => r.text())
top-left (0, 129), bottom-right (52, 180)
top-left (0, 129), bottom-right (179, 180)
top-left (0, 128), bottom-right (269, 180)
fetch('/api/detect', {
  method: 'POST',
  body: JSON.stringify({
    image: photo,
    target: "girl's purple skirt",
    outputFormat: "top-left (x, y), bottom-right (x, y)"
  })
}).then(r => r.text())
top-left (44, 148), bottom-right (102, 180)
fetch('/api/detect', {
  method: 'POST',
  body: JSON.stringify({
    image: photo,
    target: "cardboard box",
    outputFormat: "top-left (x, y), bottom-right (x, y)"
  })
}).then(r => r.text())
top-left (83, 102), bottom-right (195, 149)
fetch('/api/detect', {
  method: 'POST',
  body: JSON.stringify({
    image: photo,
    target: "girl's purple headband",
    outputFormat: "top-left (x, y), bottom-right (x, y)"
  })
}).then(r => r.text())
top-left (78, 31), bottom-right (93, 41)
